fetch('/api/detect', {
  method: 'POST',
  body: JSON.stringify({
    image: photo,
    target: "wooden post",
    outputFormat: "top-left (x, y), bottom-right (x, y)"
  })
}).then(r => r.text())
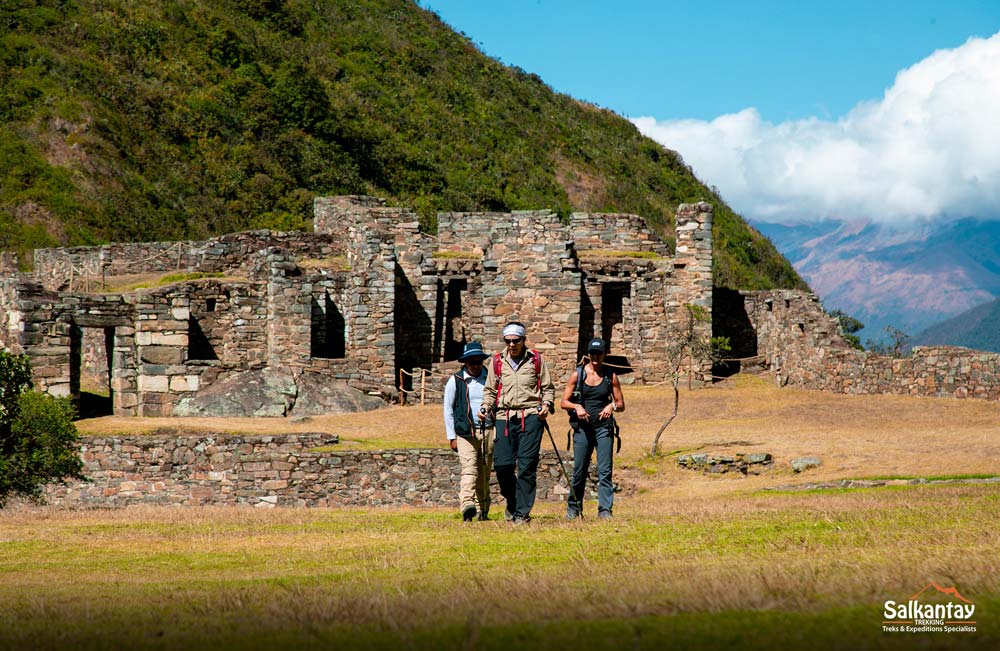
top-left (420, 368), bottom-right (426, 405)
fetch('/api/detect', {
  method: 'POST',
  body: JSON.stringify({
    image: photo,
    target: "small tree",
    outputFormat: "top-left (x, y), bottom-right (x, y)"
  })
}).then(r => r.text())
top-left (829, 309), bottom-right (865, 351)
top-left (866, 326), bottom-right (911, 357)
top-left (0, 352), bottom-right (84, 506)
top-left (649, 304), bottom-right (731, 456)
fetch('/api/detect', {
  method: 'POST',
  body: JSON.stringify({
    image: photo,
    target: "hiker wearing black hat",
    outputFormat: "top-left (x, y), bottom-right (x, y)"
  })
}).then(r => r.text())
top-left (560, 338), bottom-right (625, 519)
top-left (480, 322), bottom-right (556, 524)
top-left (443, 341), bottom-right (492, 521)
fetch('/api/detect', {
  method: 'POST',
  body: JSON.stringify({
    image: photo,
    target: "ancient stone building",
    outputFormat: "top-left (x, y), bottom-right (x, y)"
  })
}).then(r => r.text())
top-left (0, 196), bottom-right (713, 416)
top-left (716, 288), bottom-right (1000, 400)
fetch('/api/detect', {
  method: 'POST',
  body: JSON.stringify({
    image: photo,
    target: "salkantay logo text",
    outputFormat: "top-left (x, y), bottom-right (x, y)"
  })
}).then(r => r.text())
top-left (882, 582), bottom-right (977, 634)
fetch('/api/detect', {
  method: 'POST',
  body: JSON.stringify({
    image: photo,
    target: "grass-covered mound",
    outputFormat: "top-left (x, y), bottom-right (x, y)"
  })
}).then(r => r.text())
top-left (0, 0), bottom-right (803, 290)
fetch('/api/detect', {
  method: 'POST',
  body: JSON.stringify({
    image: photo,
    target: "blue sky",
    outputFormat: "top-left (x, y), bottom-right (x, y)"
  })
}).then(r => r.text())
top-left (420, 1), bottom-right (1000, 225)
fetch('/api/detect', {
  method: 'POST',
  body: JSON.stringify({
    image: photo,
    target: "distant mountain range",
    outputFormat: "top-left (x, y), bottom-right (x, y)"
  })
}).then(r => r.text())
top-left (755, 218), bottom-right (1000, 349)
top-left (912, 298), bottom-right (1000, 351)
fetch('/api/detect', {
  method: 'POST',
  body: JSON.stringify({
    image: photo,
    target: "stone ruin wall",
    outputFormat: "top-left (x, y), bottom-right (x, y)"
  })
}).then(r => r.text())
top-left (734, 289), bottom-right (1000, 400)
top-left (568, 212), bottom-right (673, 256)
top-left (39, 433), bottom-right (600, 509)
top-left (4, 195), bottom-right (713, 417)
top-left (314, 197), bottom-right (715, 388)
top-left (30, 229), bottom-right (345, 291)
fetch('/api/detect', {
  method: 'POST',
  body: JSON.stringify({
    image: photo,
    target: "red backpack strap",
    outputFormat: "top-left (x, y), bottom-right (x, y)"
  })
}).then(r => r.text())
top-left (532, 350), bottom-right (542, 391)
top-left (493, 352), bottom-right (503, 406)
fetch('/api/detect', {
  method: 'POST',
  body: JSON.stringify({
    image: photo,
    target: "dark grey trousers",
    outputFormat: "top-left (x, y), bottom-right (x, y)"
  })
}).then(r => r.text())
top-left (492, 413), bottom-right (543, 519)
top-left (567, 421), bottom-right (615, 515)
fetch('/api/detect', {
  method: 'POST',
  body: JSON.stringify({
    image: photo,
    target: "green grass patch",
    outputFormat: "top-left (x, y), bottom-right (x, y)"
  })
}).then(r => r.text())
top-left (432, 250), bottom-right (482, 260)
top-left (101, 271), bottom-right (229, 293)
top-left (857, 473), bottom-right (1000, 481)
top-left (577, 249), bottom-right (662, 259)
top-left (2, 485), bottom-right (997, 651)
top-left (308, 440), bottom-right (430, 452)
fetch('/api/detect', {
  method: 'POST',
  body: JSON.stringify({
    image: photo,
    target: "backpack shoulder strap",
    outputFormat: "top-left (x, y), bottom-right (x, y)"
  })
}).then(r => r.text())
top-left (493, 353), bottom-right (503, 406)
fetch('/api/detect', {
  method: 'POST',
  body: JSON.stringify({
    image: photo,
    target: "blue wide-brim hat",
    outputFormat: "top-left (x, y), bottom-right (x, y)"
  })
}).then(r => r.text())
top-left (458, 341), bottom-right (487, 361)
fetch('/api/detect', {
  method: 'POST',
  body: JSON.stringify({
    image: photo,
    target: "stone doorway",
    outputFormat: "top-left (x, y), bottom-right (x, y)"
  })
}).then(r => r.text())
top-left (440, 278), bottom-right (468, 362)
top-left (311, 292), bottom-right (346, 359)
top-left (70, 324), bottom-right (115, 418)
top-left (600, 281), bottom-right (634, 376)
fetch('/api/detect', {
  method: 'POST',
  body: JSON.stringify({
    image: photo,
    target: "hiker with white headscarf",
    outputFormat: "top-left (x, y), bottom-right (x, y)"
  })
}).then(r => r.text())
top-left (480, 321), bottom-right (555, 524)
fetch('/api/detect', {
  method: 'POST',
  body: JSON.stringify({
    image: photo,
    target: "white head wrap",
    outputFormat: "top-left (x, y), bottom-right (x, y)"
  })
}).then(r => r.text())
top-left (502, 323), bottom-right (526, 338)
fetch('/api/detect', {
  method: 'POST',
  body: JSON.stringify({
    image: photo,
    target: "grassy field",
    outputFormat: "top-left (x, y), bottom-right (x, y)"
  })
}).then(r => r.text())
top-left (3, 374), bottom-right (1000, 649)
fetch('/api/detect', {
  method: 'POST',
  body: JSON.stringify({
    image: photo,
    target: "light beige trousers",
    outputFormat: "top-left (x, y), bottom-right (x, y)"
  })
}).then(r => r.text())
top-left (456, 432), bottom-right (494, 513)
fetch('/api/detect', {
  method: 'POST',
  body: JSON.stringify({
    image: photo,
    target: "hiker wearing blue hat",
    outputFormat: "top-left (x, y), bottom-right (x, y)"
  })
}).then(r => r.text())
top-left (560, 337), bottom-right (625, 519)
top-left (443, 341), bottom-right (492, 521)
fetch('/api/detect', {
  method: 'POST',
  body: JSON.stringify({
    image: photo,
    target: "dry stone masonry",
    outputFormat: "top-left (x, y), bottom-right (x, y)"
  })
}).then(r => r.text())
top-left (677, 452), bottom-right (774, 475)
top-left (719, 289), bottom-right (1000, 400)
top-left (2, 196), bottom-right (714, 416)
top-left (40, 432), bottom-right (617, 508)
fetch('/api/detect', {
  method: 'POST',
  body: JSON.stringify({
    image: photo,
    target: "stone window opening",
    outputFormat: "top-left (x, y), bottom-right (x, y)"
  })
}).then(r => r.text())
top-left (70, 324), bottom-right (115, 418)
top-left (187, 316), bottom-right (219, 361)
top-left (206, 298), bottom-right (216, 312)
top-left (311, 292), bottom-right (346, 359)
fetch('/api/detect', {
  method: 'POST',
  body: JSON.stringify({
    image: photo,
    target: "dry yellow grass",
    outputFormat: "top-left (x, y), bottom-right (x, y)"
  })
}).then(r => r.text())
top-left (1, 485), bottom-right (997, 650)
top-left (77, 373), bottom-right (1000, 493)
top-left (7, 374), bottom-right (1000, 649)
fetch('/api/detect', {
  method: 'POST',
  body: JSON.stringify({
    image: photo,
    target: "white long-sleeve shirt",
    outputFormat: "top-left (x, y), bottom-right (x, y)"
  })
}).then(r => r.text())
top-left (443, 368), bottom-right (487, 440)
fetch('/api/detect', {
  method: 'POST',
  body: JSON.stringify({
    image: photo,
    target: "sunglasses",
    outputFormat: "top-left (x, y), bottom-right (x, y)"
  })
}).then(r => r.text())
top-left (504, 338), bottom-right (524, 345)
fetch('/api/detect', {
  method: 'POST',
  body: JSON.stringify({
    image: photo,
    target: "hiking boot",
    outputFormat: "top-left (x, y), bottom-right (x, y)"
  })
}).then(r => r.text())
top-left (462, 505), bottom-right (477, 522)
top-left (598, 509), bottom-right (613, 519)
top-left (504, 509), bottom-right (515, 522)
top-left (566, 509), bottom-right (581, 520)
top-left (478, 507), bottom-right (490, 521)
top-left (511, 515), bottom-right (531, 525)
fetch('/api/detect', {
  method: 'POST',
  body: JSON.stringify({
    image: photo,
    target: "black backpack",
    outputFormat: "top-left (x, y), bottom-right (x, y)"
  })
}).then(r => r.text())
top-left (566, 365), bottom-right (621, 452)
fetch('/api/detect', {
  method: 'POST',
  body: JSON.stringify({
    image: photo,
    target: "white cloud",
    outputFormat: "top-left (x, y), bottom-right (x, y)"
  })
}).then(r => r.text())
top-left (633, 32), bottom-right (1000, 225)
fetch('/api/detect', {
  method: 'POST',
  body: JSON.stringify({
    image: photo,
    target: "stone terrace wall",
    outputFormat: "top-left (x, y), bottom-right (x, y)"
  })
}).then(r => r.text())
top-left (743, 289), bottom-right (1000, 400)
top-left (31, 230), bottom-right (344, 291)
top-left (42, 434), bottom-right (581, 508)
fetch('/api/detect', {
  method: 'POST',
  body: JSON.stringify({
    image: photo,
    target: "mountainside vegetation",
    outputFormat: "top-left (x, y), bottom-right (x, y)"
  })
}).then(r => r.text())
top-left (914, 298), bottom-right (1000, 353)
top-left (0, 0), bottom-right (804, 290)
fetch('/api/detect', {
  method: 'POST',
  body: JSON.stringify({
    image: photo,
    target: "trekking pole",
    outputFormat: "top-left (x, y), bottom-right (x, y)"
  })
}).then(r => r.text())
top-left (479, 415), bottom-right (490, 519)
top-left (542, 419), bottom-right (579, 516)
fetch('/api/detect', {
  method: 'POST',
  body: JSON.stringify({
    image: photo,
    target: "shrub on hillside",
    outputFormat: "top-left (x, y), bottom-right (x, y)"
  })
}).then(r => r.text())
top-left (0, 351), bottom-right (84, 506)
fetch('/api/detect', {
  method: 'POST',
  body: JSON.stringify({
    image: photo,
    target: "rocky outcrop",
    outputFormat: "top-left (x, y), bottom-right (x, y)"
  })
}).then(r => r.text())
top-left (173, 368), bottom-right (297, 417)
top-left (172, 368), bottom-right (386, 417)
top-left (288, 371), bottom-right (386, 416)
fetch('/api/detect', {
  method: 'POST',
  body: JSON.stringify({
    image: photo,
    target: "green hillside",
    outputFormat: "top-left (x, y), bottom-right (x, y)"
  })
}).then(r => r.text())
top-left (0, 0), bottom-right (804, 290)
top-left (914, 298), bottom-right (1000, 353)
